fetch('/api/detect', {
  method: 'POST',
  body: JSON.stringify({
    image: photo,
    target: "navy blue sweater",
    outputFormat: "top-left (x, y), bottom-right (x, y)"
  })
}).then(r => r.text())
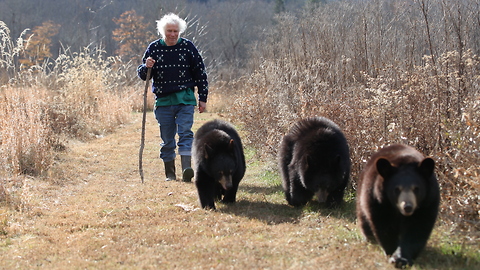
top-left (137, 38), bottom-right (208, 102)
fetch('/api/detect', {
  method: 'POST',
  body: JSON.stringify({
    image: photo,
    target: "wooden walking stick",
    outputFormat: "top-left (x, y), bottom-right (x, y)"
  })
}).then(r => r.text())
top-left (139, 67), bottom-right (152, 183)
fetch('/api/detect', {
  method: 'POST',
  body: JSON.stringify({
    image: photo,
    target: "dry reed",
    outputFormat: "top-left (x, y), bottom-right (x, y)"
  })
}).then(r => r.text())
top-left (222, 6), bottom-right (480, 234)
top-left (1, 24), bottom-right (142, 207)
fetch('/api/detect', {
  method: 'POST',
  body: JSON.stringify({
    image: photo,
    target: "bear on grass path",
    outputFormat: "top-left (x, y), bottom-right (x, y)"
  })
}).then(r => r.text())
top-left (192, 119), bottom-right (246, 210)
top-left (356, 144), bottom-right (440, 268)
top-left (278, 117), bottom-right (351, 208)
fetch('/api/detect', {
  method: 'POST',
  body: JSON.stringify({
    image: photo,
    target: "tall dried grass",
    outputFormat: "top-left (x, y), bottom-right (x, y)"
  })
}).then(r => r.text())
top-left (41, 48), bottom-right (138, 137)
top-left (0, 87), bottom-right (56, 176)
top-left (0, 52), bottom-right (138, 175)
top-left (221, 6), bottom-right (480, 234)
top-left (0, 21), bottom-right (30, 84)
top-left (1, 23), bottom-right (143, 207)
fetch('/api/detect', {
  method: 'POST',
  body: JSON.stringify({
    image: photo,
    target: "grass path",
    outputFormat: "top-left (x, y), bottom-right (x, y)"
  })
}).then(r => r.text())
top-left (0, 112), bottom-right (478, 269)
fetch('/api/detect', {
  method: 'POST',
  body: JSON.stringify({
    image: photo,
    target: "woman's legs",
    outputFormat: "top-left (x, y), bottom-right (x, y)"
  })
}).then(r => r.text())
top-left (175, 105), bottom-right (194, 156)
top-left (155, 106), bottom-right (178, 162)
top-left (154, 105), bottom-right (194, 181)
top-left (175, 105), bottom-right (194, 181)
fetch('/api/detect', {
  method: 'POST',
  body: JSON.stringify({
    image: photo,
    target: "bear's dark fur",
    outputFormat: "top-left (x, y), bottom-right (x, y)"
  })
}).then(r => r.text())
top-left (278, 117), bottom-right (351, 208)
top-left (356, 144), bottom-right (440, 268)
top-left (192, 119), bottom-right (246, 209)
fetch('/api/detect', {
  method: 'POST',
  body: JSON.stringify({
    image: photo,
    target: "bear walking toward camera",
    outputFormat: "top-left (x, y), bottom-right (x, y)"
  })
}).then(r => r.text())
top-left (278, 117), bottom-right (351, 208)
top-left (356, 144), bottom-right (440, 268)
top-left (192, 119), bottom-right (246, 209)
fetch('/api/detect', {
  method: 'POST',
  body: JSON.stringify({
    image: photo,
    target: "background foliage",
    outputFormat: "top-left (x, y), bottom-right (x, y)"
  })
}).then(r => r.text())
top-left (0, 0), bottom-right (479, 240)
top-left (221, 1), bottom-right (480, 233)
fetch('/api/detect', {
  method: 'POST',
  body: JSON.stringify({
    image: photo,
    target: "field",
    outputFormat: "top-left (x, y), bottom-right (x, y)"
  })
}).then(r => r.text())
top-left (0, 112), bottom-right (478, 269)
top-left (1, 4), bottom-right (480, 268)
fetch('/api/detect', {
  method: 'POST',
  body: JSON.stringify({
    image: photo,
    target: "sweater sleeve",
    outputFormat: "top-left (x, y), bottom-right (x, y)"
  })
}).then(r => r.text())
top-left (137, 42), bottom-right (155, 81)
top-left (137, 64), bottom-right (148, 81)
top-left (188, 41), bottom-right (209, 102)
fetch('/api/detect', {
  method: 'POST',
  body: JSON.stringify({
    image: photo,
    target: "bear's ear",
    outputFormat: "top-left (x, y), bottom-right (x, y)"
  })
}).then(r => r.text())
top-left (204, 143), bottom-right (213, 159)
top-left (376, 158), bottom-right (394, 178)
top-left (228, 139), bottom-right (234, 151)
top-left (418, 157), bottom-right (435, 179)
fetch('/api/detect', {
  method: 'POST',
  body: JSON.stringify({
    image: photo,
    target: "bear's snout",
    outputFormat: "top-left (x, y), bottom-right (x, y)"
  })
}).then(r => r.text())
top-left (397, 190), bottom-right (417, 216)
top-left (219, 174), bottom-right (233, 190)
top-left (401, 202), bottom-right (414, 215)
top-left (315, 189), bottom-right (329, 203)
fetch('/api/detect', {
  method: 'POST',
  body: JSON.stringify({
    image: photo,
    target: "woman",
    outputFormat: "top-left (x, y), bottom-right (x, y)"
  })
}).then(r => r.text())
top-left (137, 13), bottom-right (208, 182)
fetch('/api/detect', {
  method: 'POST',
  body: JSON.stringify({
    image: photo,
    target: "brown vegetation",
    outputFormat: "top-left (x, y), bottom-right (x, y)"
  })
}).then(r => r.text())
top-left (19, 20), bottom-right (60, 68)
top-left (0, 46), bottom-right (142, 177)
top-left (221, 3), bottom-right (480, 236)
top-left (1, 0), bottom-right (479, 268)
top-left (112, 10), bottom-right (155, 63)
top-left (0, 112), bottom-right (478, 269)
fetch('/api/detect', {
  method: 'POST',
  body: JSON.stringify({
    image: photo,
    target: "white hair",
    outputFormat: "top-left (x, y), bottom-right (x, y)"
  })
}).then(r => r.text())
top-left (156, 13), bottom-right (187, 39)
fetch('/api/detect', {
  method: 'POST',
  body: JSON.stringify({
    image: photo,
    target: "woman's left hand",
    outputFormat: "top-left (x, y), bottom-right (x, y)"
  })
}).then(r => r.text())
top-left (198, 101), bottom-right (206, 113)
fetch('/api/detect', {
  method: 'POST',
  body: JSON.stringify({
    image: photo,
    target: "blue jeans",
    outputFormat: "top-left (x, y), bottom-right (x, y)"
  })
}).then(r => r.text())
top-left (154, 105), bottom-right (194, 162)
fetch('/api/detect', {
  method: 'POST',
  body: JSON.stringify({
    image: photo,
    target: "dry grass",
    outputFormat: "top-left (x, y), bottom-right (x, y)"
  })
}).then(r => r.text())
top-left (0, 48), bottom-right (142, 177)
top-left (0, 7), bottom-right (478, 268)
top-left (0, 42), bottom-right (146, 219)
top-left (0, 112), bottom-right (477, 269)
top-left (222, 17), bottom-right (480, 235)
top-left (0, 87), bottom-right (57, 176)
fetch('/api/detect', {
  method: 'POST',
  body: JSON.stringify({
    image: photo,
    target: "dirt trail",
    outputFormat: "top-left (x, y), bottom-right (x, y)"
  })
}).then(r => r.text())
top-left (1, 112), bottom-right (227, 269)
top-left (2, 112), bottom-right (470, 269)
top-left (1, 112), bottom-right (370, 270)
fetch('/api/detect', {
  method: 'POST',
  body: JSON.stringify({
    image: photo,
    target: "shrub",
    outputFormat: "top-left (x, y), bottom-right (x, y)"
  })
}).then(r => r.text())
top-left (222, 7), bottom-right (480, 232)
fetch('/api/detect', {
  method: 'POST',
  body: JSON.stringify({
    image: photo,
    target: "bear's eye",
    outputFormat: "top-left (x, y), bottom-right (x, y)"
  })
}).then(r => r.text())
top-left (395, 187), bottom-right (402, 195)
top-left (412, 186), bottom-right (419, 194)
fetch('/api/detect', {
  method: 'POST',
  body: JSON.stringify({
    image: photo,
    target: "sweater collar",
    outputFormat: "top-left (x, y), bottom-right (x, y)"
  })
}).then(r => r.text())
top-left (160, 38), bottom-right (181, 46)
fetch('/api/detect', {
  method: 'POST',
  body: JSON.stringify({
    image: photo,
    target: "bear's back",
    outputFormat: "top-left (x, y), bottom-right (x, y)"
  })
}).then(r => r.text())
top-left (288, 117), bottom-right (349, 156)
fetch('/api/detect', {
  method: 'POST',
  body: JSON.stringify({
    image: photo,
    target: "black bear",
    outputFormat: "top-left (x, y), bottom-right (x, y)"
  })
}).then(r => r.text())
top-left (278, 117), bottom-right (351, 208)
top-left (192, 119), bottom-right (246, 209)
top-left (356, 144), bottom-right (440, 268)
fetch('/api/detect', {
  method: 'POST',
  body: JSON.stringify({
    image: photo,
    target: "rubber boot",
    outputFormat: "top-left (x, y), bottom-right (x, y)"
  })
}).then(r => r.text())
top-left (164, 160), bottom-right (176, 181)
top-left (181, 155), bottom-right (194, 182)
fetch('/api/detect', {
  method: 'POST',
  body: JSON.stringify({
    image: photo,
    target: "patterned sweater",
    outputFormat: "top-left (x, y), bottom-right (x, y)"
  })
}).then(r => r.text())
top-left (137, 38), bottom-right (208, 102)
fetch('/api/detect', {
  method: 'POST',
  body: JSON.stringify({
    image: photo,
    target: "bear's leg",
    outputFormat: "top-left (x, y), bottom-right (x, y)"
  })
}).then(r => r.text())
top-left (222, 179), bottom-right (239, 204)
top-left (288, 176), bottom-right (314, 207)
top-left (326, 186), bottom-right (345, 208)
top-left (215, 183), bottom-right (224, 201)
top-left (284, 189), bottom-right (292, 203)
top-left (377, 232), bottom-right (399, 257)
top-left (358, 212), bottom-right (376, 242)
top-left (389, 247), bottom-right (412, 268)
top-left (283, 175), bottom-right (293, 203)
top-left (370, 213), bottom-right (399, 256)
top-left (392, 213), bottom-right (436, 267)
top-left (400, 232), bottom-right (430, 261)
top-left (195, 170), bottom-right (217, 209)
top-left (279, 139), bottom-right (294, 193)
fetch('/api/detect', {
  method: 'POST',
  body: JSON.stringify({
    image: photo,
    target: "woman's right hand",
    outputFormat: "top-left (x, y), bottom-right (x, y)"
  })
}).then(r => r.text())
top-left (146, 57), bottom-right (155, 68)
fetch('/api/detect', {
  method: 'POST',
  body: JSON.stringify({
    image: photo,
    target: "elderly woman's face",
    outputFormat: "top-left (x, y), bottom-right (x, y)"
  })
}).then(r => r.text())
top-left (164, 23), bottom-right (180, 46)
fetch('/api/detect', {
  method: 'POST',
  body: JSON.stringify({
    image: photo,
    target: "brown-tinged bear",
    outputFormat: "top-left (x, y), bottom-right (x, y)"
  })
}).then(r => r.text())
top-left (356, 144), bottom-right (440, 268)
top-left (192, 119), bottom-right (246, 210)
top-left (278, 117), bottom-right (351, 208)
